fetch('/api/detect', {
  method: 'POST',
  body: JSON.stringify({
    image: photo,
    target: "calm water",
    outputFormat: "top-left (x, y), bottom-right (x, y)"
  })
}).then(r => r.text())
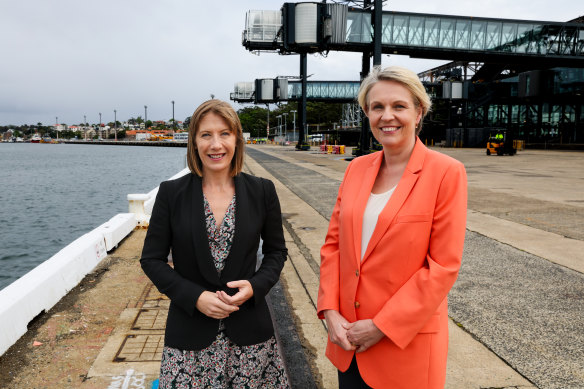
top-left (0, 143), bottom-right (187, 290)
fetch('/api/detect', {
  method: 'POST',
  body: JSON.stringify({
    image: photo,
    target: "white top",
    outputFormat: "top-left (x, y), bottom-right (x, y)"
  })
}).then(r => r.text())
top-left (361, 186), bottom-right (396, 260)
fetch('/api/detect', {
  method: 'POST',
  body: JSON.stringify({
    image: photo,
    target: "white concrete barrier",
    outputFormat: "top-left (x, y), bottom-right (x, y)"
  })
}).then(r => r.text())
top-left (0, 213), bottom-right (137, 356)
top-left (97, 213), bottom-right (137, 251)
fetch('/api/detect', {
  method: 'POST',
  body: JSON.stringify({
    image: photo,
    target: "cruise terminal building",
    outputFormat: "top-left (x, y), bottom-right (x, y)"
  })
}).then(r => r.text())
top-left (235, 3), bottom-right (584, 149)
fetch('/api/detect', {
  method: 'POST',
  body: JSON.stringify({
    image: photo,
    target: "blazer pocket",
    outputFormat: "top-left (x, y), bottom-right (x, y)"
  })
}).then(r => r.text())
top-left (419, 313), bottom-right (441, 334)
top-left (396, 214), bottom-right (432, 223)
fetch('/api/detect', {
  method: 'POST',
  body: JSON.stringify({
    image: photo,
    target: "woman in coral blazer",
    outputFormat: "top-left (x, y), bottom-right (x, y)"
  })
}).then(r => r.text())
top-left (317, 66), bottom-right (467, 389)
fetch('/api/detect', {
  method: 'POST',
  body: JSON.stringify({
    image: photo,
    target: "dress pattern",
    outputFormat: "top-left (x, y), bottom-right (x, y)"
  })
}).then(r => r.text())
top-left (159, 194), bottom-right (289, 389)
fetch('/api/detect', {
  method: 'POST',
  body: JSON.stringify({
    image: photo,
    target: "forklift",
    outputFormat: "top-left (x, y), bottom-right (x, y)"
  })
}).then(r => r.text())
top-left (486, 129), bottom-right (517, 155)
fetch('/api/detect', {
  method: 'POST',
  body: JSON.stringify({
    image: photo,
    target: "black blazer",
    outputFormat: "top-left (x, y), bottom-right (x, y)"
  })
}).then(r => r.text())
top-left (140, 172), bottom-right (287, 350)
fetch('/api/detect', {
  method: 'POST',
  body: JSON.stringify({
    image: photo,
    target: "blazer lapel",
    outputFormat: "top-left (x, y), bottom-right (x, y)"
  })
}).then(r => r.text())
top-left (191, 175), bottom-right (221, 286)
top-left (352, 151), bottom-right (383, 265)
top-left (361, 139), bottom-right (426, 262)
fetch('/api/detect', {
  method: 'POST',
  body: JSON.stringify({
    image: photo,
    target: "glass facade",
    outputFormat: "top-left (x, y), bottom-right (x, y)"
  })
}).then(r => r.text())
top-left (346, 12), bottom-right (372, 43)
top-left (288, 81), bottom-right (360, 101)
top-left (458, 68), bottom-right (584, 144)
top-left (346, 10), bottom-right (583, 57)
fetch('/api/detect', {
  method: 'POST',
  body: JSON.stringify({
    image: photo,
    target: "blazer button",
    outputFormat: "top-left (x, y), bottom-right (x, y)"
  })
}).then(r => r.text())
top-left (355, 270), bottom-right (359, 277)
top-left (354, 301), bottom-right (360, 308)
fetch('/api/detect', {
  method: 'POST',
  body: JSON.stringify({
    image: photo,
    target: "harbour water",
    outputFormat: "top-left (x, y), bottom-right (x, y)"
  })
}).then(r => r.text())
top-left (0, 143), bottom-right (186, 290)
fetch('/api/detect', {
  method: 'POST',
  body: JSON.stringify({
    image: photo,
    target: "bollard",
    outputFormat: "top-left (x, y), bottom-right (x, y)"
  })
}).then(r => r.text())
top-left (127, 193), bottom-right (151, 227)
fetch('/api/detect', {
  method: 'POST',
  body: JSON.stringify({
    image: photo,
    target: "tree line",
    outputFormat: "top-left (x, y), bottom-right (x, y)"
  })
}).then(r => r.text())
top-left (236, 102), bottom-right (344, 138)
top-left (1, 102), bottom-right (347, 140)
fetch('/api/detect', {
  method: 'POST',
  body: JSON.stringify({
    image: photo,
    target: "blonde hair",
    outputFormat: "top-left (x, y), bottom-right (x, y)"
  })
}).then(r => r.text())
top-left (357, 66), bottom-right (432, 135)
top-left (186, 100), bottom-right (245, 177)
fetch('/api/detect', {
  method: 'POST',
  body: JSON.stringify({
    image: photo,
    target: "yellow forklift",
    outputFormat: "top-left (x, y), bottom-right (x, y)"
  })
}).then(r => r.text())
top-left (486, 130), bottom-right (517, 155)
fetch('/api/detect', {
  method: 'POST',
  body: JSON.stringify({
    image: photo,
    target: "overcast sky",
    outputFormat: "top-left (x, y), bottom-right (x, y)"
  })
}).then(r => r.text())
top-left (0, 0), bottom-right (581, 126)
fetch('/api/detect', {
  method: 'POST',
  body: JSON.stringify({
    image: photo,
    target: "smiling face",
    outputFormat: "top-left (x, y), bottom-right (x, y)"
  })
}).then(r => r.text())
top-left (365, 80), bottom-right (422, 154)
top-left (195, 112), bottom-right (236, 177)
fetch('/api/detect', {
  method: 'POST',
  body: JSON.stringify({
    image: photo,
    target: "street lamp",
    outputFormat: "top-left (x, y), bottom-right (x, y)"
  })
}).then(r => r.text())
top-left (171, 100), bottom-right (175, 132)
top-left (265, 104), bottom-right (270, 138)
top-left (144, 105), bottom-right (148, 129)
top-left (99, 112), bottom-right (102, 140)
top-left (277, 115), bottom-right (282, 144)
top-left (291, 110), bottom-right (297, 143)
top-left (282, 113), bottom-right (288, 143)
top-left (114, 109), bottom-right (117, 141)
top-left (84, 115), bottom-right (87, 140)
top-left (55, 116), bottom-right (59, 140)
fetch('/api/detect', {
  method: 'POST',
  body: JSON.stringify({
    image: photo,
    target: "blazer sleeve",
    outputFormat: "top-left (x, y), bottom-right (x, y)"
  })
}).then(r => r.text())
top-left (373, 161), bottom-right (467, 349)
top-left (248, 178), bottom-right (287, 305)
top-left (140, 180), bottom-right (206, 316)
top-left (317, 161), bottom-right (353, 319)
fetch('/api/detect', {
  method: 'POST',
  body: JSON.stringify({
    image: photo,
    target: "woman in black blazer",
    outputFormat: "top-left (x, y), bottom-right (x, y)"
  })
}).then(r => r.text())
top-left (140, 100), bottom-right (289, 388)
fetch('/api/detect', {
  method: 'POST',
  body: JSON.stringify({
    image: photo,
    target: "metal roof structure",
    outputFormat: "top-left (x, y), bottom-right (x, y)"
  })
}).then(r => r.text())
top-left (243, 6), bottom-right (584, 68)
top-left (238, 2), bottom-right (584, 149)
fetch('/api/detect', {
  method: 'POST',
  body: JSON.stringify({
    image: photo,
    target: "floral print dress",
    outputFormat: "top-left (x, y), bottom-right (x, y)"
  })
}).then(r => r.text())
top-left (159, 194), bottom-right (289, 389)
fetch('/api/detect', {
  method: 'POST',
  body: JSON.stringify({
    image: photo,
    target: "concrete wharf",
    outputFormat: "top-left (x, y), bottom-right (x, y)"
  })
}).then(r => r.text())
top-left (0, 144), bottom-right (582, 389)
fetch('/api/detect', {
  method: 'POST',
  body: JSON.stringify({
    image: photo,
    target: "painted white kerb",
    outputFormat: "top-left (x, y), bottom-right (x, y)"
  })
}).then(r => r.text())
top-left (0, 213), bottom-right (136, 356)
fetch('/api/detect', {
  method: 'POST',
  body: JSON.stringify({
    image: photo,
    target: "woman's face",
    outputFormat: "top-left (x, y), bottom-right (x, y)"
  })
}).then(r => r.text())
top-left (365, 80), bottom-right (422, 153)
top-left (195, 112), bottom-right (236, 177)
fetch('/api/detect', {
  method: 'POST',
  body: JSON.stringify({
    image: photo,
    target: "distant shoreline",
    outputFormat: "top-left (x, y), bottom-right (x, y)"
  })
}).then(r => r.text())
top-left (63, 140), bottom-right (187, 147)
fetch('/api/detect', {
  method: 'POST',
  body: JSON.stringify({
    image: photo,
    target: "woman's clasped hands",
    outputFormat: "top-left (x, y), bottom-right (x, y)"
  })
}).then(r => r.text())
top-left (196, 280), bottom-right (254, 319)
top-left (344, 319), bottom-right (385, 353)
top-left (324, 310), bottom-right (385, 353)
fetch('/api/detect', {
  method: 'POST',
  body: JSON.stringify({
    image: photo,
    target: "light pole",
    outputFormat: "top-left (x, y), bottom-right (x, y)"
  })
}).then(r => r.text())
top-left (114, 109), bottom-right (117, 141)
top-left (99, 112), bottom-right (102, 140)
top-left (84, 115), bottom-right (87, 140)
top-left (265, 104), bottom-right (270, 139)
top-left (282, 113), bottom-right (288, 143)
top-left (144, 105), bottom-right (148, 130)
top-left (291, 110), bottom-right (297, 143)
top-left (55, 116), bottom-right (59, 140)
top-left (277, 115), bottom-right (282, 144)
top-left (171, 100), bottom-right (175, 132)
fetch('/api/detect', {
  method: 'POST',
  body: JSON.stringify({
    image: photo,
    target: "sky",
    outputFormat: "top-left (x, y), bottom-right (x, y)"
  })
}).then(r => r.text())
top-left (0, 0), bottom-right (581, 126)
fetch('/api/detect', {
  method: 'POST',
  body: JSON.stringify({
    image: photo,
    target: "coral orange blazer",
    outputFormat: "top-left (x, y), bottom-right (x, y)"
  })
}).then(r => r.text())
top-left (317, 138), bottom-right (467, 389)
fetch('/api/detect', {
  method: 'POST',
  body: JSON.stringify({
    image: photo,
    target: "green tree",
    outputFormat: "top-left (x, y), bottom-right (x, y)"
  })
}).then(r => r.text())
top-left (238, 106), bottom-right (268, 137)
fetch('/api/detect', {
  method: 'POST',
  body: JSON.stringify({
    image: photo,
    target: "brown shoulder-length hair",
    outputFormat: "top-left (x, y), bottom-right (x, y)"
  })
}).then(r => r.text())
top-left (186, 99), bottom-right (245, 177)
